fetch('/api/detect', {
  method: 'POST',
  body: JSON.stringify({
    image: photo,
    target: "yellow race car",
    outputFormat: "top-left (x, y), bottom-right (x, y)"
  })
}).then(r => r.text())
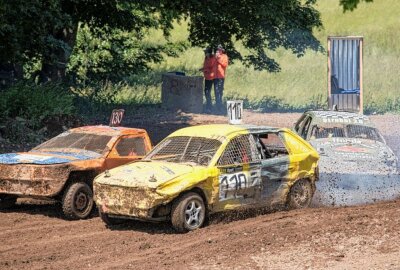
top-left (94, 124), bottom-right (319, 232)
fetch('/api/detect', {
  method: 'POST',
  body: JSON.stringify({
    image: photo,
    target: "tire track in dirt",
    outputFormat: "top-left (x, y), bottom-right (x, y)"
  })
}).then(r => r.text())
top-left (2, 188), bottom-right (400, 269)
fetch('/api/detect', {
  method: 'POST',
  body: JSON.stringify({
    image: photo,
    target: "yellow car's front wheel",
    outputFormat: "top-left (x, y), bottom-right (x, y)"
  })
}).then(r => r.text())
top-left (171, 192), bottom-right (206, 233)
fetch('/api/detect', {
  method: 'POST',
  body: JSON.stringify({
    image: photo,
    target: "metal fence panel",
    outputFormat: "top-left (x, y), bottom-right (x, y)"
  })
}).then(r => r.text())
top-left (328, 37), bottom-right (363, 113)
top-left (330, 38), bottom-right (360, 94)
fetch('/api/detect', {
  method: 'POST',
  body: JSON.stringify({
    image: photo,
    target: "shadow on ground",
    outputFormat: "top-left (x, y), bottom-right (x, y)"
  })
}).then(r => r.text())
top-left (0, 199), bottom-right (99, 220)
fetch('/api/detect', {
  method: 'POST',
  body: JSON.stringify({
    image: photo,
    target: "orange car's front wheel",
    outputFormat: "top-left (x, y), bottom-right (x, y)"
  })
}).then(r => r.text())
top-left (62, 182), bottom-right (94, 220)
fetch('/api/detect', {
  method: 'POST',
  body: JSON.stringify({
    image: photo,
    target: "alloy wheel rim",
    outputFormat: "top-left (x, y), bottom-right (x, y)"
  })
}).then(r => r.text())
top-left (185, 200), bottom-right (203, 228)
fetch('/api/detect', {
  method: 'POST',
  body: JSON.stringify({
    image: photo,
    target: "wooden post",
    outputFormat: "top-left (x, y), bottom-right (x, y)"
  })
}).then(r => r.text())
top-left (359, 38), bottom-right (364, 114)
top-left (327, 38), bottom-right (332, 109)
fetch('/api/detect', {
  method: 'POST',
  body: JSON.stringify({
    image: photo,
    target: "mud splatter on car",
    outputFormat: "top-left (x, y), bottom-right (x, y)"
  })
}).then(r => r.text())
top-left (294, 110), bottom-right (400, 206)
top-left (94, 124), bottom-right (319, 232)
top-left (0, 125), bottom-right (152, 219)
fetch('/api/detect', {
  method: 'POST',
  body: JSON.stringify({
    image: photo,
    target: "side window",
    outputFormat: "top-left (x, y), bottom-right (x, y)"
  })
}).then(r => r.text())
top-left (218, 135), bottom-right (259, 166)
top-left (115, 137), bottom-right (146, 156)
top-left (294, 115), bottom-right (306, 133)
top-left (302, 117), bottom-right (312, 139)
top-left (256, 133), bottom-right (288, 158)
top-left (297, 116), bottom-right (311, 139)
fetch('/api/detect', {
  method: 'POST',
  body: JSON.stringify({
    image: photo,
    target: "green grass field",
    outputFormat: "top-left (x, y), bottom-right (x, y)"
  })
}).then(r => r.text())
top-left (116, 0), bottom-right (400, 113)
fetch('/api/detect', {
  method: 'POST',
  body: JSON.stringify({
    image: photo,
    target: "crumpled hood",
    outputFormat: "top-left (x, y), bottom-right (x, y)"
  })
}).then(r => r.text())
top-left (0, 151), bottom-right (100, 165)
top-left (95, 160), bottom-right (199, 189)
top-left (310, 138), bottom-right (397, 173)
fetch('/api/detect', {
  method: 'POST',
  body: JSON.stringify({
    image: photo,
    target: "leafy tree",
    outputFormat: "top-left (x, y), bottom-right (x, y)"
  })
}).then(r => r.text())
top-left (0, 0), bottom-right (373, 83)
top-left (68, 25), bottom-right (187, 84)
top-left (0, 0), bottom-right (68, 79)
top-left (0, 0), bottom-right (170, 82)
top-left (340, 0), bottom-right (373, 11)
top-left (177, 0), bottom-right (323, 71)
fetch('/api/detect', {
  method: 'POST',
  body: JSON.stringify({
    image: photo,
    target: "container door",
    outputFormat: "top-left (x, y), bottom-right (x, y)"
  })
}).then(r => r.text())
top-left (328, 36), bottom-right (363, 113)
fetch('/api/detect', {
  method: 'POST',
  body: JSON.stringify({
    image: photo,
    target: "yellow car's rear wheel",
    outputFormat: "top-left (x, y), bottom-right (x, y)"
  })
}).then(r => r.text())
top-left (171, 192), bottom-right (206, 232)
top-left (288, 179), bottom-right (313, 209)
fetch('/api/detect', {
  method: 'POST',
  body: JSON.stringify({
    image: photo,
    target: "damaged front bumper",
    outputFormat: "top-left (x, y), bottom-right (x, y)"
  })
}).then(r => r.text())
top-left (0, 164), bottom-right (70, 197)
top-left (94, 182), bottom-right (169, 221)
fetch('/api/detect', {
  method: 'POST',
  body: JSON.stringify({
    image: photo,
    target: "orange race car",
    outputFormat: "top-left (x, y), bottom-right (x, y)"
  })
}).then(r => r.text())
top-left (0, 125), bottom-right (152, 219)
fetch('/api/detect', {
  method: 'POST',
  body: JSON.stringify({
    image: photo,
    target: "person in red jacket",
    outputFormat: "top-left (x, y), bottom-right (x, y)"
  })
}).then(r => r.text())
top-left (199, 47), bottom-right (216, 113)
top-left (214, 44), bottom-right (229, 114)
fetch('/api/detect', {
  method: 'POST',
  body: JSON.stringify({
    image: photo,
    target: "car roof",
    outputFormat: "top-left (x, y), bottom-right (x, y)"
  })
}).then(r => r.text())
top-left (305, 110), bottom-right (373, 126)
top-left (169, 124), bottom-right (284, 140)
top-left (69, 125), bottom-right (147, 137)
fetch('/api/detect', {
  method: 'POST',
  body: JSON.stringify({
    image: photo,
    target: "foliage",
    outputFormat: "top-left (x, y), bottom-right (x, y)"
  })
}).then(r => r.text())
top-left (0, 0), bottom-right (70, 64)
top-left (0, 0), bottom-right (326, 82)
top-left (340, 0), bottom-right (374, 11)
top-left (364, 98), bottom-right (400, 115)
top-left (0, 0), bottom-right (175, 81)
top-left (0, 82), bottom-right (75, 128)
top-left (68, 25), bottom-right (188, 83)
top-left (169, 0), bottom-right (324, 71)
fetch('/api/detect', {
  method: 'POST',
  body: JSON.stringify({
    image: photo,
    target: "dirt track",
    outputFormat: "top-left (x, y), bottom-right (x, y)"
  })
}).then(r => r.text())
top-left (2, 200), bottom-right (400, 269)
top-left (1, 111), bottom-right (400, 269)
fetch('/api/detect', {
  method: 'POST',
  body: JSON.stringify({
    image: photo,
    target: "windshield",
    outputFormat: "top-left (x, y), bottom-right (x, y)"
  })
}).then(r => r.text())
top-left (33, 132), bottom-right (113, 154)
top-left (310, 124), bottom-right (384, 142)
top-left (346, 124), bottom-right (384, 141)
top-left (144, 136), bottom-right (222, 166)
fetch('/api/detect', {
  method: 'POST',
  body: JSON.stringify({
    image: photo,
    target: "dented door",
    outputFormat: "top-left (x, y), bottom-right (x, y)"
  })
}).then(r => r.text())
top-left (214, 134), bottom-right (262, 211)
top-left (255, 132), bottom-right (291, 205)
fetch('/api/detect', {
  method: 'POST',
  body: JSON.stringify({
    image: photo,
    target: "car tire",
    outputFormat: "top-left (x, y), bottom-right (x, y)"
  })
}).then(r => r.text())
top-left (62, 182), bottom-right (94, 220)
top-left (0, 195), bottom-right (17, 209)
top-left (171, 192), bottom-right (206, 233)
top-left (99, 209), bottom-right (126, 226)
top-left (287, 179), bottom-right (313, 209)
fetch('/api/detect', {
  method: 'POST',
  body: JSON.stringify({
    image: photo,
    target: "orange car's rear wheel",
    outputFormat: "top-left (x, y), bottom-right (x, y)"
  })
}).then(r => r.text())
top-left (0, 195), bottom-right (17, 209)
top-left (288, 179), bottom-right (313, 209)
top-left (62, 182), bottom-right (94, 220)
top-left (171, 192), bottom-right (206, 233)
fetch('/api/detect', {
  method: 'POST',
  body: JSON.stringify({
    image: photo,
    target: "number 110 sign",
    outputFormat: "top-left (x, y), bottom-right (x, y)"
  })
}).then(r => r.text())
top-left (227, 100), bottom-right (243, 125)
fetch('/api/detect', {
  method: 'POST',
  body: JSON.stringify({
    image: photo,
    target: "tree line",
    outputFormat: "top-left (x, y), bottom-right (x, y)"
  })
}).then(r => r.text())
top-left (0, 0), bottom-right (371, 85)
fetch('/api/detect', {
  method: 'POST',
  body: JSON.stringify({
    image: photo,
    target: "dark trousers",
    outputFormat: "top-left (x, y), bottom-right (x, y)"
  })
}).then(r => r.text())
top-left (214, 78), bottom-right (224, 108)
top-left (204, 79), bottom-right (213, 110)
